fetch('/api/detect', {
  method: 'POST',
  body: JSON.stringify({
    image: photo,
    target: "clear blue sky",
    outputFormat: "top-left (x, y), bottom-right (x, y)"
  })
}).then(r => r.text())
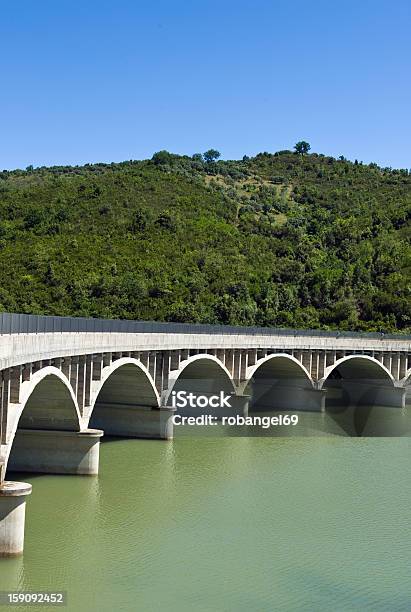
top-left (1, 0), bottom-right (410, 170)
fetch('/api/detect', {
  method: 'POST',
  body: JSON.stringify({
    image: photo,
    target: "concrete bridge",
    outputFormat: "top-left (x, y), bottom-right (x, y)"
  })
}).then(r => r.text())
top-left (0, 313), bottom-right (410, 555)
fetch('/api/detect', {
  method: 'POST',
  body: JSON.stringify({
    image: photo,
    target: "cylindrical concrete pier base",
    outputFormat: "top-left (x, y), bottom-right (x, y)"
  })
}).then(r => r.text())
top-left (6, 429), bottom-right (104, 475)
top-left (0, 481), bottom-right (32, 557)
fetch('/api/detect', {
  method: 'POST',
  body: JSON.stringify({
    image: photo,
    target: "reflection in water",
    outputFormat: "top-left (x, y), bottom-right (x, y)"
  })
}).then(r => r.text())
top-left (325, 404), bottom-right (410, 437)
top-left (0, 405), bottom-right (410, 611)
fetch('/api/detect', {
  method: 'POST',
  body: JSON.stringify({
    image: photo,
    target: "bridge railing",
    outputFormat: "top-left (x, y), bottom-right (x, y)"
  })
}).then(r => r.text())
top-left (0, 312), bottom-right (409, 340)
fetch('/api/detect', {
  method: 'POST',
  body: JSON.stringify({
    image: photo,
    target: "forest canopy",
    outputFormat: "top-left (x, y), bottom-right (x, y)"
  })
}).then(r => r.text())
top-left (0, 150), bottom-right (410, 333)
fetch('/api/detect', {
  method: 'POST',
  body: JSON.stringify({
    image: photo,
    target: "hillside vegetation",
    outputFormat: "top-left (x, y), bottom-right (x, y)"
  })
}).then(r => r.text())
top-left (0, 150), bottom-right (410, 332)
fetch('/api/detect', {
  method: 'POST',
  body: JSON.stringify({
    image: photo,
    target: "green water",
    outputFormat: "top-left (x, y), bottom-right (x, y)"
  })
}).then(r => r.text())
top-left (1, 409), bottom-right (411, 612)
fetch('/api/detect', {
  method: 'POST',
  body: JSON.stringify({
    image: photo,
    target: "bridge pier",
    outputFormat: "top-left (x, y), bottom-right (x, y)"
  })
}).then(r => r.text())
top-left (89, 405), bottom-right (174, 440)
top-left (250, 382), bottom-right (326, 412)
top-left (336, 380), bottom-right (406, 408)
top-left (0, 481), bottom-right (32, 557)
top-left (6, 429), bottom-right (103, 475)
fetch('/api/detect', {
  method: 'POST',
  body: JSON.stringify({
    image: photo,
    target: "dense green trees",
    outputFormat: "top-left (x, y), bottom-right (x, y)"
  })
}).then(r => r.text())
top-left (0, 150), bottom-right (409, 332)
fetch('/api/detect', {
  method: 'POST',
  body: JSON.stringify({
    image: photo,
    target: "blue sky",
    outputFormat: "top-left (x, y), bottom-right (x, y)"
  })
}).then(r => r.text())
top-left (1, 0), bottom-right (410, 169)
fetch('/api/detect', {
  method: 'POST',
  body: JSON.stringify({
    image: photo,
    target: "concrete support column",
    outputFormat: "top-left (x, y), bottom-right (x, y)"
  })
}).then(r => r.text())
top-left (9, 367), bottom-right (22, 403)
top-left (391, 354), bottom-right (400, 380)
top-left (170, 351), bottom-right (180, 371)
top-left (70, 356), bottom-right (79, 397)
top-left (162, 351), bottom-right (170, 391)
top-left (318, 353), bottom-right (326, 380)
top-left (239, 350), bottom-right (247, 382)
top-left (225, 350), bottom-right (234, 376)
top-left (399, 354), bottom-right (407, 379)
top-left (233, 351), bottom-right (241, 385)
top-left (21, 364), bottom-right (32, 383)
top-left (326, 351), bottom-right (336, 367)
top-left (76, 356), bottom-right (86, 410)
top-left (51, 357), bottom-right (62, 370)
top-left (61, 357), bottom-right (71, 381)
top-left (84, 356), bottom-right (93, 407)
top-left (148, 352), bottom-right (156, 380)
top-left (155, 353), bottom-right (164, 392)
top-left (103, 352), bottom-right (112, 368)
top-left (257, 349), bottom-right (266, 361)
top-left (0, 481), bottom-right (32, 557)
top-left (139, 352), bottom-right (149, 369)
top-left (311, 352), bottom-right (319, 381)
top-left (6, 429), bottom-right (103, 475)
top-left (383, 354), bottom-right (391, 371)
top-left (294, 350), bottom-right (303, 364)
top-left (92, 354), bottom-right (103, 381)
top-left (216, 349), bottom-right (225, 365)
top-left (0, 373), bottom-right (7, 445)
top-left (31, 361), bottom-right (42, 375)
top-left (247, 349), bottom-right (257, 367)
top-left (301, 351), bottom-right (311, 374)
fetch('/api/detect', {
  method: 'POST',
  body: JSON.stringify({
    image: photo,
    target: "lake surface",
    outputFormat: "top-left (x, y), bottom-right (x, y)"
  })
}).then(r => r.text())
top-left (1, 406), bottom-right (411, 611)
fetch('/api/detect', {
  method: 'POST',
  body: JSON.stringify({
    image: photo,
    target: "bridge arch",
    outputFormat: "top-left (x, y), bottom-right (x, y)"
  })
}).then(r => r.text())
top-left (244, 353), bottom-right (314, 389)
top-left (164, 354), bottom-right (236, 416)
top-left (5, 367), bottom-right (81, 472)
top-left (90, 358), bottom-right (160, 413)
top-left (242, 353), bottom-right (319, 411)
top-left (319, 355), bottom-right (395, 388)
top-left (166, 354), bottom-right (235, 397)
top-left (88, 358), bottom-right (161, 436)
top-left (319, 355), bottom-right (404, 410)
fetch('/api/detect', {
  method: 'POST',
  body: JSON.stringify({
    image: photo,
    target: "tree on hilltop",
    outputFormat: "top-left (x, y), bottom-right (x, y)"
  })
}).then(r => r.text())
top-left (294, 141), bottom-right (311, 155)
top-left (152, 150), bottom-right (173, 165)
top-left (203, 149), bottom-right (221, 163)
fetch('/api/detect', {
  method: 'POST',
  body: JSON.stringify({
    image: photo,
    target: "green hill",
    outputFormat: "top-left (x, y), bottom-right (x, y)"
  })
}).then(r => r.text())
top-left (0, 150), bottom-right (410, 332)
